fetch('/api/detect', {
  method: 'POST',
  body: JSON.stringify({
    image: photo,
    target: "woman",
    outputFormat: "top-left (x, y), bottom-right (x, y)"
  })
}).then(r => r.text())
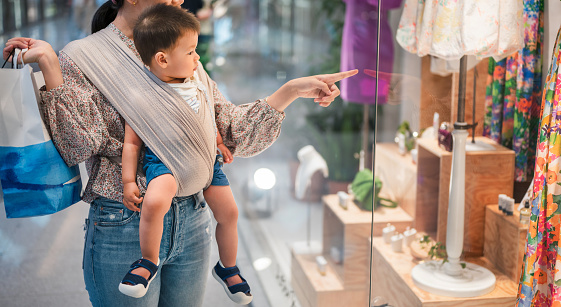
top-left (3, 0), bottom-right (356, 305)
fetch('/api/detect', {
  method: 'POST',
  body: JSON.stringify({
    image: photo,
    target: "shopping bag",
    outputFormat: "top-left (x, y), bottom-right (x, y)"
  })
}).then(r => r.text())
top-left (0, 48), bottom-right (82, 218)
top-left (350, 169), bottom-right (397, 211)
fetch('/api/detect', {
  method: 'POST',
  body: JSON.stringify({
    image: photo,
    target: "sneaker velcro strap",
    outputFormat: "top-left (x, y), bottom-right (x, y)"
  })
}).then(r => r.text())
top-left (122, 273), bottom-right (149, 287)
top-left (131, 259), bottom-right (159, 279)
top-left (228, 281), bottom-right (251, 294)
top-left (214, 263), bottom-right (241, 280)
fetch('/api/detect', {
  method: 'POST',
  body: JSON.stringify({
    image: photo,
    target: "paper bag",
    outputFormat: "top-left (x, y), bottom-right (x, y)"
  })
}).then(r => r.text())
top-left (0, 49), bottom-right (82, 218)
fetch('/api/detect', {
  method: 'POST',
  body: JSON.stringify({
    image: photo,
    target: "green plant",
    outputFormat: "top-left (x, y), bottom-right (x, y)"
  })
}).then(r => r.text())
top-left (306, 102), bottom-right (369, 182)
top-left (309, 0), bottom-right (345, 76)
top-left (397, 121), bottom-right (416, 152)
top-left (302, 0), bottom-right (375, 182)
top-left (419, 235), bottom-right (466, 268)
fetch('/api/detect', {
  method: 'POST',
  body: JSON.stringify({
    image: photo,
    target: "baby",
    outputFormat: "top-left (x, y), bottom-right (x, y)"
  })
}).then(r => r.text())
top-left (118, 4), bottom-right (252, 305)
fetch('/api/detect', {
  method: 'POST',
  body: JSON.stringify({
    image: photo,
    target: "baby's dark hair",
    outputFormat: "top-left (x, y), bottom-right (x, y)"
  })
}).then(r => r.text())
top-left (134, 4), bottom-right (200, 65)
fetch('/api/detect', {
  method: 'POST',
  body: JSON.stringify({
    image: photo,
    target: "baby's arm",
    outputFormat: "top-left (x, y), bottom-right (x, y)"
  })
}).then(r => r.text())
top-left (123, 123), bottom-right (144, 211)
top-left (216, 132), bottom-right (233, 164)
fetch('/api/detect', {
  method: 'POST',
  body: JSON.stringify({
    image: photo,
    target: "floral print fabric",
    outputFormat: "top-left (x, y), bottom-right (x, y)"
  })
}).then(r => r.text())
top-left (483, 0), bottom-right (543, 182)
top-left (396, 0), bottom-right (524, 61)
top-left (516, 26), bottom-right (561, 306)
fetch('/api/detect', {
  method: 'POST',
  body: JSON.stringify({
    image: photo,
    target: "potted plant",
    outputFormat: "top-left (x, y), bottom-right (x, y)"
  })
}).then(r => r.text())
top-left (296, 0), bottom-right (375, 194)
top-left (305, 102), bottom-right (371, 193)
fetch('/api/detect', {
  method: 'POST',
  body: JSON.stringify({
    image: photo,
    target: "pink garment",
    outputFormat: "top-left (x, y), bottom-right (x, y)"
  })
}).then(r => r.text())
top-left (340, 0), bottom-right (403, 104)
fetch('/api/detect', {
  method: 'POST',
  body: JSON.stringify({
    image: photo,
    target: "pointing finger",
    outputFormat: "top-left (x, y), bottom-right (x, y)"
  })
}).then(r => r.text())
top-left (319, 69), bottom-right (358, 83)
top-left (364, 69), bottom-right (377, 77)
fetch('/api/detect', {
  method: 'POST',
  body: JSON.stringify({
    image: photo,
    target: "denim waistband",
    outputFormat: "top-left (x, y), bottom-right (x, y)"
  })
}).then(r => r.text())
top-left (93, 190), bottom-right (205, 210)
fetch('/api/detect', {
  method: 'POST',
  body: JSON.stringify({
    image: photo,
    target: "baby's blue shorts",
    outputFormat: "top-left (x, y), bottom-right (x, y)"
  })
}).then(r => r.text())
top-left (143, 147), bottom-right (229, 186)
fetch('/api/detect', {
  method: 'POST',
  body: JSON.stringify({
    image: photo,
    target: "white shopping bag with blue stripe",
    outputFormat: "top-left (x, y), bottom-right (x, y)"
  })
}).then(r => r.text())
top-left (0, 48), bottom-right (82, 218)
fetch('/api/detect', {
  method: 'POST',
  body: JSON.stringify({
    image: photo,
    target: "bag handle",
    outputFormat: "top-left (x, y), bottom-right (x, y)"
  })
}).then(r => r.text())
top-left (1, 49), bottom-right (14, 68)
top-left (13, 48), bottom-right (21, 68)
top-left (13, 48), bottom-right (28, 68)
top-left (1, 48), bottom-right (28, 69)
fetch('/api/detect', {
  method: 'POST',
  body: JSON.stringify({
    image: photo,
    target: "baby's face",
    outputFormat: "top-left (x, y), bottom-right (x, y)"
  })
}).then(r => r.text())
top-left (164, 32), bottom-right (200, 82)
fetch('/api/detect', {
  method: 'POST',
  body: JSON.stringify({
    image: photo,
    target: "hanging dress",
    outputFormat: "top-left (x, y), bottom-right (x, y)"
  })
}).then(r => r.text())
top-left (482, 0), bottom-right (543, 182)
top-left (340, 0), bottom-right (403, 104)
top-left (517, 25), bottom-right (561, 306)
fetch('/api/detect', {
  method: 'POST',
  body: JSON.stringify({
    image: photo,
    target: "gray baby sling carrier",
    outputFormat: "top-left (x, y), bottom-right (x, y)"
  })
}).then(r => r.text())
top-left (62, 27), bottom-right (216, 196)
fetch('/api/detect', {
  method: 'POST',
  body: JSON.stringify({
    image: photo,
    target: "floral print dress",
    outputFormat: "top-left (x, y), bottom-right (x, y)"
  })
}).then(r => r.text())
top-left (483, 0), bottom-right (543, 182)
top-left (517, 25), bottom-right (561, 306)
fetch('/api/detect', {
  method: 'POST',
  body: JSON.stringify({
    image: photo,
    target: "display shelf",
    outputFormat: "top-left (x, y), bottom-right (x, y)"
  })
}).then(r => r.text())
top-left (322, 194), bottom-right (413, 289)
top-left (291, 253), bottom-right (368, 307)
top-left (371, 237), bottom-right (518, 307)
top-left (484, 205), bottom-right (528, 282)
top-left (291, 195), bottom-right (414, 307)
top-left (415, 137), bottom-right (515, 256)
top-left (374, 143), bottom-right (417, 218)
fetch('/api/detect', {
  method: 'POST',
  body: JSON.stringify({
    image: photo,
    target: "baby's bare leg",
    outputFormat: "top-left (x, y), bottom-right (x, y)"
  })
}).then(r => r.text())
top-left (204, 185), bottom-right (243, 286)
top-left (133, 174), bottom-right (176, 280)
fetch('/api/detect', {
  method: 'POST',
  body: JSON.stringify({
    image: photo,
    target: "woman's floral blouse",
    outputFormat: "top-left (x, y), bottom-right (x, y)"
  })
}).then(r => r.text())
top-left (39, 24), bottom-right (285, 204)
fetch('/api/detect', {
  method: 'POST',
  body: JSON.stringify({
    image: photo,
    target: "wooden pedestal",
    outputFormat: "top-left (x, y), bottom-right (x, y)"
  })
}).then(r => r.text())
top-left (371, 238), bottom-right (518, 307)
top-left (291, 253), bottom-right (368, 307)
top-left (291, 195), bottom-right (413, 307)
top-left (374, 143), bottom-right (417, 218)
top-left (322, 194), bottom-right (413, 289)
top-left (415, 137), bottom-right (515, 256)
top-left (484, 205), bottom-right (528, 282)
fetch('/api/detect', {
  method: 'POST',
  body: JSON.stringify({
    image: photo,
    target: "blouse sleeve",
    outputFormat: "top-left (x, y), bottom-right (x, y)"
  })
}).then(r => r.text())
top-left (39, 51), bottom-right (124, 166)
top-left (212, 80), bottom-right (286, 157)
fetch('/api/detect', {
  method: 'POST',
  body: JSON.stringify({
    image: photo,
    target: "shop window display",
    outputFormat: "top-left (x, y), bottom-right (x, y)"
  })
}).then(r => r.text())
top-left (294, 0), bottom-right (561, 306)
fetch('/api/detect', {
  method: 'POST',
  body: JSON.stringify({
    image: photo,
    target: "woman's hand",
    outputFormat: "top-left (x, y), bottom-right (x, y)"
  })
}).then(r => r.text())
top-left (267, 69), bottom-right (358, 111)
top-left (123, 182), bottom-right (143, 212)
top-left (4, 37), bottom-right (55, 65)
top-left (4, 37), bottom-right (63, 90)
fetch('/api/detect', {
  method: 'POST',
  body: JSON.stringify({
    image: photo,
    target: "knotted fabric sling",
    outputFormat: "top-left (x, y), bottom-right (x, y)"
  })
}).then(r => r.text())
top-left (62, 27), bottom-right (216, 196)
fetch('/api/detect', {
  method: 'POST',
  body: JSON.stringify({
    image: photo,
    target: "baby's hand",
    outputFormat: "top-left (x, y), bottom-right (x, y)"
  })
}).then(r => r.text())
top-left (123, 182), bottom-right (143, 212)
top-left (218, 143), bottom-right (233, 164)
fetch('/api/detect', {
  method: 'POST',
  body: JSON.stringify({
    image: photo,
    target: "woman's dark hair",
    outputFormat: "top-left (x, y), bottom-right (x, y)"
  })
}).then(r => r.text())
top-left (133, 4), bottom-right (200, 65)
top-left (91, 0), bottom-right (124, 34)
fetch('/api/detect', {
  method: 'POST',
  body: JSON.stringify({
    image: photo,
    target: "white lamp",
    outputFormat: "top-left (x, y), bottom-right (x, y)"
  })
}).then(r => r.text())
top-left (411, 56), bottom-right (496, 297)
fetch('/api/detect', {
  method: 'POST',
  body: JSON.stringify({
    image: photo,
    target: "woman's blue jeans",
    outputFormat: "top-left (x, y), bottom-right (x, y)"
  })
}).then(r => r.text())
top-left (83, 194), bottom-right (211, 306)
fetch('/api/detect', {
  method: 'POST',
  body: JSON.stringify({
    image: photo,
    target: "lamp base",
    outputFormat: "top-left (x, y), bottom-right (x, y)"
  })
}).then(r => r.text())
top-left (411, 260), bottom-right (496, 298)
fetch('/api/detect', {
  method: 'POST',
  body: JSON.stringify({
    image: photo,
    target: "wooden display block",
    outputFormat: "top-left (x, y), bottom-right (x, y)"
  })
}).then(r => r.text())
top-left (374, 143), bottom-right (417, 218)
top-left (322, 194), bottom-right (413, 289)
top-left (292, 195), bottom-right (414, 307)
top-left (484, 205), bottom-right (528, 282)
top-left (291, 253), bottom-right (368, 307)
top-left (415, 137), bottom-right (515, 256)
top-left (371, 237), bottom-right (518, 307)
